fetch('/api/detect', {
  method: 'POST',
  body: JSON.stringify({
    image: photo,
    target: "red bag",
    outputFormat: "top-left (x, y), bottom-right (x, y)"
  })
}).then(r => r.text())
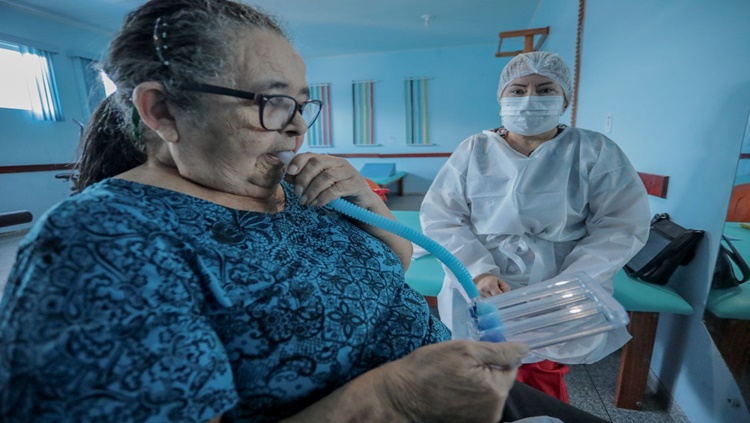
top-left (516, 360), bottom-right (570, 403)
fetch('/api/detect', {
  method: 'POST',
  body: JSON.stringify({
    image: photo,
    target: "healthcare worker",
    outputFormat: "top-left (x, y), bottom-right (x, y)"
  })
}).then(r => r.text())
top-left (420, 51), bottom-right (650, 400)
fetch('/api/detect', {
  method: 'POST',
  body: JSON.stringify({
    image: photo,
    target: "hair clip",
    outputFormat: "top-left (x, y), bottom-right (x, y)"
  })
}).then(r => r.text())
top-left (131, 107), bottom-right (142, 141)
top-left (153, 17), bottom-right (170, 66)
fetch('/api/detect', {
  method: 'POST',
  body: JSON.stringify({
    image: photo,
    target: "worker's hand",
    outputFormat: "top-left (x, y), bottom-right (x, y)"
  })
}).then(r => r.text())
top-left (378, 340), bottom-right (528, 423)
top-left (474, 273), bottom-right (512, 297)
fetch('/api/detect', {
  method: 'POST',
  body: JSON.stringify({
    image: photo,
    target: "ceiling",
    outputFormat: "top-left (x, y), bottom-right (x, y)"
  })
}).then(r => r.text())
top-left (1, 0), bottom-right (541, 58)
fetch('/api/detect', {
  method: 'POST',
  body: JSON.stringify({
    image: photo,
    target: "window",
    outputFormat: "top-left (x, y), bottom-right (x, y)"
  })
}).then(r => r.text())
top-left (0, 40), bottom-right (64, 121)
top-left (100, 71), bottom-right (116, 96)
top-left (0, 44), bottom-right (32, 111)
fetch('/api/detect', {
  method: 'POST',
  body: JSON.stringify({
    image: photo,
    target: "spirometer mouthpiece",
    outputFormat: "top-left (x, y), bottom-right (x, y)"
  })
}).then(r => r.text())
top-left (276, 151), bottom-right (296, 166)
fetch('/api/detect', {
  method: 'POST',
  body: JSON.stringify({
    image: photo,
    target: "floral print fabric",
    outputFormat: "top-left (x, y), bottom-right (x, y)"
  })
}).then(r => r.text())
top-left (0, 179), bottom-right (450, 422)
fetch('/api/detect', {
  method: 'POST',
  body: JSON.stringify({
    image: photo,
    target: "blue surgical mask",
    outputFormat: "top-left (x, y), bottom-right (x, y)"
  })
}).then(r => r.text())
top-left (500, 96), bottom-right (564, 136)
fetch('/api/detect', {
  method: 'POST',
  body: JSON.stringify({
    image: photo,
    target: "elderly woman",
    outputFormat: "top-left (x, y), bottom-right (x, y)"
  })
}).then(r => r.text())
top-left (420, 51), bottom-right (651, 401)
top-left (0, 1), bottom-right (610, 422)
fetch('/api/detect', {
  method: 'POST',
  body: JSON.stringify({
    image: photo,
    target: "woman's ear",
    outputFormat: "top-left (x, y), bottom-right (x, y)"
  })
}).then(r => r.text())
top-left (132, 82), bottom-right (179, 143)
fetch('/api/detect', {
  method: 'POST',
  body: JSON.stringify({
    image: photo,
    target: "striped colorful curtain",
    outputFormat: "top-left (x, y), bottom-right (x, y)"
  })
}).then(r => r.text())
top-left (352, 81), bottom-right (375, 145)
top-left (307, 83), bottom-right (332, 147)
top-left (405, 77), bottom-right (429, 145)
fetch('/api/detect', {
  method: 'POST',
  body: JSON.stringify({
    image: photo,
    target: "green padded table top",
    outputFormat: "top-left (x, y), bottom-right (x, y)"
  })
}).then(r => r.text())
top-left (707, 281), bottom-right (750, 319)
top-left (706, 223), bottom-right (750, 319)
top-left (391, 210), bottom-right (421, 231)
top-left (369, 171), bottom-right (408, 187)
top-left (612, 270), bottom-right (693, 315)
top-left (405, 255), bottom-right (444, 296)
top-left (391, 211), bottom-right (444, 296)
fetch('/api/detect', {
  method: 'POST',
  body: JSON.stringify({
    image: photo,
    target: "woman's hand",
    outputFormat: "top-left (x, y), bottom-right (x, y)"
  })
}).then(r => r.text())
top-left (281, 340), bottom-right (528, 423)
top-left (285, 153), bottom-right (412, 270)
top-left (381, 340), bottom-right (529, 423)
top-left (474, 273), bottom-right (512, 297)
top-left (285, 153), bottom-right (379, 208)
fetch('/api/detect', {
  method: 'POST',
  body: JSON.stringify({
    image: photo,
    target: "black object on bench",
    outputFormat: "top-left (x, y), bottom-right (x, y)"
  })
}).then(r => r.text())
top-left (0, 211), bottom-right (33, 228)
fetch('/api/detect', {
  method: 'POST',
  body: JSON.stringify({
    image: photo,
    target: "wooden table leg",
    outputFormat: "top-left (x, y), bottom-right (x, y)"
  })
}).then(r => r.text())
top-left (424, 296), bottom-right (438, 308)
top-left (720, 319), bottom-right (750, 375)
top-left (615, 311), bottom-right (659, 410)
top-left (706, 312), bottom-right (750, 376)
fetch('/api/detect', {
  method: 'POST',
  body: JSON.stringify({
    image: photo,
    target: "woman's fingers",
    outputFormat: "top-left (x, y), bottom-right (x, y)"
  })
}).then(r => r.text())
top-left (286, 153), bottom-right (370, 206)
top-left (383, 340), bottom-right (530, 423)
top-left (474, 274), bottom-right (512, 296)
top-left (499, 279), bottom-right (513, 293)
top-left (473, 341), bottom-right (529, 369)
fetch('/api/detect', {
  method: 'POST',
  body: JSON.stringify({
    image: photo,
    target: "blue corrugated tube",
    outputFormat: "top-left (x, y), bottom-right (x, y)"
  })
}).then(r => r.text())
top-left (328, 198), bottom-right (482, 300)
top-left (276, 150), bottom-right (487, 309)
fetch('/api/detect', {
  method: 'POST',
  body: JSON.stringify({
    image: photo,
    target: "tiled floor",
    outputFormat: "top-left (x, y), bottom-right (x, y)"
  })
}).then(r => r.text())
top-left (0, 194), bottom-right (691, 422)
top-left (387, 193), bottom-right (691, 423)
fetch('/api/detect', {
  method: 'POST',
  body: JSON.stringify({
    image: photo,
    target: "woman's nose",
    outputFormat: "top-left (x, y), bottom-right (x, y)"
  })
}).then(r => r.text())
top-left (284, 110), bottom-right (308, 136)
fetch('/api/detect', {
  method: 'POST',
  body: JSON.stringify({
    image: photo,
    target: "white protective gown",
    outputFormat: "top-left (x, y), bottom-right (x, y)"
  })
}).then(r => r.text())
top-left (420, 126), bottom-right (650, 364)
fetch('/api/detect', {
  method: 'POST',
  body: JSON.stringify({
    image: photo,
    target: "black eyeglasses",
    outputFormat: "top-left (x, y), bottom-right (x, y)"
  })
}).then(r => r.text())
top-left (180, 82), bottom-right (323, 131)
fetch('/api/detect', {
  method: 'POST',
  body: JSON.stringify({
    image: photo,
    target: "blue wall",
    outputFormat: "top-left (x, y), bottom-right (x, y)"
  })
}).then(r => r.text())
top-left (302, 44), bottom-right (503, 192)
top-left (0, 5), bottom-right (109, 233)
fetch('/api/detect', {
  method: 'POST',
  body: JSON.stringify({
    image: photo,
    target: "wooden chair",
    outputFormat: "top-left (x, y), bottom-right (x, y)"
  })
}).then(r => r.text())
top-left (611, 271), bottom-right (693, 409)
top-left (704, 222), bottom-right (750, 380)
top-left (705, 283), bottom-right (750, 377)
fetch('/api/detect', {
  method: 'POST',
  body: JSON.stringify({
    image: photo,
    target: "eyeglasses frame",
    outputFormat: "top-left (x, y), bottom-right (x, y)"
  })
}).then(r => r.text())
top-left (179, 81), bottom-right (323, 130)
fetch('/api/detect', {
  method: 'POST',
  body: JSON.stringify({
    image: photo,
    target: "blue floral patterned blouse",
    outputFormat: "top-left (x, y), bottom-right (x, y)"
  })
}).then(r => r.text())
top-left (0, 179), bottom-right (450, 422)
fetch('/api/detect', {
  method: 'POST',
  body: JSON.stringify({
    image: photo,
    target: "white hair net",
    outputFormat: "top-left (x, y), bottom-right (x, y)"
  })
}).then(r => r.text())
top-left (498, 51), bottom-right (572, 106)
